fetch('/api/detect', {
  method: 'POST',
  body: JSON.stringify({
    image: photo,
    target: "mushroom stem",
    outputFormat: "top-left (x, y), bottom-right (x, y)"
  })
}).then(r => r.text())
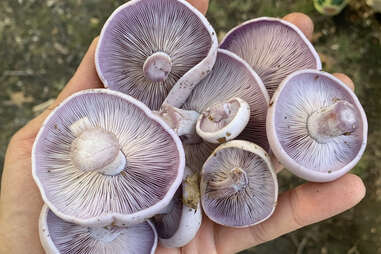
top-left (156, 103), bottom-right (200, 136)
top-left (143, 51), bottom-right (172, 82)
top-left (207, 167), bottom-right (248, 199)
top-left (307, 100), bottom-right (358, 143)
top-left (70, 128), bottom-right (127, 175)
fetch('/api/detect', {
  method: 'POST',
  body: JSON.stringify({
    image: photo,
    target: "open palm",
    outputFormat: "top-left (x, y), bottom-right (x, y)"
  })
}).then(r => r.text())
top-left (0, 1), bottom-right (365, 253)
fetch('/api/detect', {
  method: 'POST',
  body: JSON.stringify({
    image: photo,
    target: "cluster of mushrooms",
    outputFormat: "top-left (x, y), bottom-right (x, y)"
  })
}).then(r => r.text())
top-left (32, 0), bottom-right (368, 253)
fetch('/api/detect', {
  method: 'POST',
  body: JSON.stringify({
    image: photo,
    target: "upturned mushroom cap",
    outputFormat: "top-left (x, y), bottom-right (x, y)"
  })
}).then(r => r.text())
top-left (267, 70), bottom-right (367, 182)
top-left (220, 17), bottom-right (321, 98)
top-left (154, 167), bottom-right (202, 248)
top-left (95, 0), bottom-right (218, 110)
top-left (39, 205), bottom-right (158, 254)
top-left (200, 140), bottom-right (278, 227)
top-left (196, 97), bottom-right (251, 144)
top-left (32, 89), bottom-right (184, 226)
top-left (182, 49), bottom-right (269, 171)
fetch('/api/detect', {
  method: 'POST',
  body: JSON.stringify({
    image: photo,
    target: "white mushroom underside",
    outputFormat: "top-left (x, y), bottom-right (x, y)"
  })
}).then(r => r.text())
top-left (274, 75), bottom-right (362, 172)
top-left (46, 209), bottom-right (156, 254)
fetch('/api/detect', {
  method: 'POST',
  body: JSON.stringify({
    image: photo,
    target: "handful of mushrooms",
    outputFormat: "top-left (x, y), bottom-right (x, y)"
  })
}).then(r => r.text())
top-left (32, 0), bottom-right (368, 253)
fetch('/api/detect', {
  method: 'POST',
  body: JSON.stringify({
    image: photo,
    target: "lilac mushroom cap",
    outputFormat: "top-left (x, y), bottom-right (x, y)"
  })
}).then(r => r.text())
top-left (220, 17), bottom-right (321, 98)
top-left (95, 0), bottom-right (218, 110)
top-left (182, 49), bottom-right (269, 171)
top-left (267, 70), bottom-right (368, 182)
top-left (200, 140), bottom-right (278, 227)
top-left (39, 205), bottom-right (158, 254)
top-left (154, 167), bottom-right (202, 248)
top-left (32, 89), bottom-right (184, 227)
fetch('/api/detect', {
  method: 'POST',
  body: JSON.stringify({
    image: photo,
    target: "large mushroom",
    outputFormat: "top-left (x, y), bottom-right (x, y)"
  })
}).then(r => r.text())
top-left (32, 89), bottom-right (184, 227)
top-left (179, 49), bottom-right (269, 171)
top-left (200, 140), bottom-right (278, 227)
top-left (154, 167), bottom-right (202, 248)
top-left (39, 205), bottom-right (158, 254)
top-left (267, 69), bottom-right (367, 182)
top-left (220, 17), bottom-right (321, 97)
top-left (95, 0), bottom-right (218, 110)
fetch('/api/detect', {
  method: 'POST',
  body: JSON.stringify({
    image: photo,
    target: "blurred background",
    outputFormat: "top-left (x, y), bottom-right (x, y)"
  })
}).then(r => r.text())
top-left (0, 0), bottom-right (380, 253)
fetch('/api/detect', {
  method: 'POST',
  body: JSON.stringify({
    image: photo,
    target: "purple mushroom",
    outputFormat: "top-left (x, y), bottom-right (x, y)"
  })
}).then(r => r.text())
top-left (95, 0), bottom-right (218, 110)
top-left (179, 49), bottom-right (269, 171)
top-left (220, 17), bottom-right (321, 97)
top-left (32, 89), bottom-right (184, 227)
top-left (267, 69), bottom-right (368, 182)
top-left (154, 167), bottom-right (202, 248)
top-left (39, 205), bottom-right (158, 254)
top-left (200, 140), bottom-right (278, 227)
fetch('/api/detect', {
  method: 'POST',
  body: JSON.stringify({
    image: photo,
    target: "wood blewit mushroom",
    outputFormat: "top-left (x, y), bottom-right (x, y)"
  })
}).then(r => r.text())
top-left (39, 205), bottom-right (158, 254)
top-left (267, 69), bottom-right (368, 182)
top-left (32, 89), bottom-right (185, 227)
top-left (220, 17), bottom-right (321, 98)
top-left (200, 140), bottom-right (278, 227)
top-left (95, 0), bottom-right (218, 110)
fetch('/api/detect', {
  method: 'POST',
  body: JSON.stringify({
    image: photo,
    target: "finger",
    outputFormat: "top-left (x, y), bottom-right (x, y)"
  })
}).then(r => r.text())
top-left (215, 173), bottom-right (365, 254)
top-left (187, 0), bottom-right (209, 15)
top-left (283, 12), bottom-right (314, 41)
top-left (13, 37), bottom-right (103, 140)
top-left (333, 73), bottom-right (355, 91)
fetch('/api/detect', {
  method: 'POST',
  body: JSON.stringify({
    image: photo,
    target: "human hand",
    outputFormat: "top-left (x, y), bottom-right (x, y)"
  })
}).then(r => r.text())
top-left (0, 1), bottom-right (364, 253)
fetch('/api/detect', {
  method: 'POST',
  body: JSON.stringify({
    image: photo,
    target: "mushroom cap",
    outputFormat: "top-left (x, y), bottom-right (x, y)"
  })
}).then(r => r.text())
top-left (182, 49), bottom-right (269, 171)
top-left (220, 17), bottom-right (321, 98)
top-left (39, 205), bottom-right (158, 254)
top-left (267, 70), bottom-right (368, 182)
top-left (95, 0), bottom-right (218, 110)
top-left (155, 167), bottom-right (202, 248)
top-left (196, 97), bottom-right (251, 144)
top-left (200, 140), bottom-right (278, 227)
top-left (32, 89), bottom-right (184, 226)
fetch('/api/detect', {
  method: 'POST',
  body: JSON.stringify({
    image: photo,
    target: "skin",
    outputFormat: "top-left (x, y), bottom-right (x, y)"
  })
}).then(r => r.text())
top-left (0, 1), bottom-right (365, 253)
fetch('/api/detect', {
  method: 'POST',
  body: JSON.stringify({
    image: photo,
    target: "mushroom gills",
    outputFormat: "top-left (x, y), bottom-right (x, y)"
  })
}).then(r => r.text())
top-left (200, 140), bottom-right (278, 227)
top-left (95, 0), bottom-right (218, 110)
top-left (39, 205), bottom-right (158, 254)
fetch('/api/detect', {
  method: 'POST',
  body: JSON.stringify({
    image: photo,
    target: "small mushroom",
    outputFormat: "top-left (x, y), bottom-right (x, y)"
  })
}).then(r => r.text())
top-left (267, 70), bottom-right (368, 182)
top-left (39, 205), bottom-right (158, 254)
top-left (220, 17), bottom-right (321, 98)
top-left (157, 96), bottom-right (251, 144)
top-left (32, 89), bottom-right (184, 226)
top-left (181, 49), bottom-right (269, 171)
top-left (200, 140), bottom-right (278, 227)
top-left (154, 167), bottom-right (202, 248)
top-left (95, 0), bottom-right (218, 110)
top-left (196, 97), bottom-right (250, 144)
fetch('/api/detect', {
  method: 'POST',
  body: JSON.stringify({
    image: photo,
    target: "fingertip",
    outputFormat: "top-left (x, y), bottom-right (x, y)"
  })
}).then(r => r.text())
top-left (187, 0), bottom-right (209, 15)
top-left (283, 12), bottom-right (314, 41)
top-left (339, 173), bottom-right (366, 205)
top-left (333, 73), bottom-right (355, 91)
